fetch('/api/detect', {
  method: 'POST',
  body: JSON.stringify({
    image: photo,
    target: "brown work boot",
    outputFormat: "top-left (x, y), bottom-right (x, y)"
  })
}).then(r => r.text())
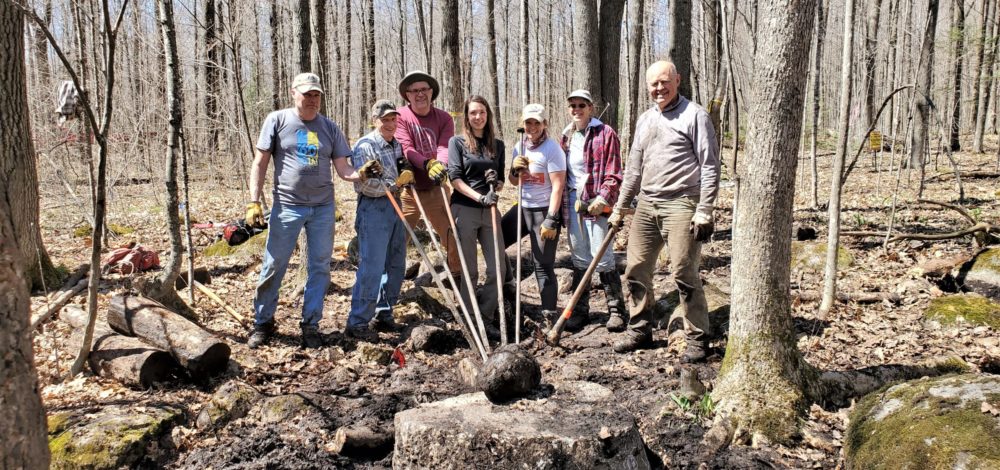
top-left (600, 271), bottom-right (626, 332)
top-left (612, 328), bottom-right (652, 353)
top-left (680, 340), bottom-right (709, 364)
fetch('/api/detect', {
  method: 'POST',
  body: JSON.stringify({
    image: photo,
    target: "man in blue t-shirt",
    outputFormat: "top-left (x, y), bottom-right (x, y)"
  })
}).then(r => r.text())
top-left (246, 72), bottom-right (380, 349)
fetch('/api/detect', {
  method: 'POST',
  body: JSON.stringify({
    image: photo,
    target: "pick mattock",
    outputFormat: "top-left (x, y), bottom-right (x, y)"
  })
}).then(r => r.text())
top-left (383, 184), bottom-right (487, 360)
top-left (439, 184), bottom-right (493, 354)
top-left (546, 224), bottom-right (619, 346)
top-left (407, 186), bottom-right (488, 358)
top-left (484, 169), bottom-right (507, 346)
top-left (514, 127), bottom-right (526, 343)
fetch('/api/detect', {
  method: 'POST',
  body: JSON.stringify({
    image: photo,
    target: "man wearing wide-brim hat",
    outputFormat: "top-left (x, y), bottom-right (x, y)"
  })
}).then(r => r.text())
top-left (393, 70), bottom-right (461, 277)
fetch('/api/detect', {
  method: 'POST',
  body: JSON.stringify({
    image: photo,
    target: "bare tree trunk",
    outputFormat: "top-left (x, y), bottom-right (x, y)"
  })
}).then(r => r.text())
top-left (625, 0), bottom-right (645, 146)
top-left (487, 0), bottom-right (501, 116)
top-left (441, 0), bottom-right (462, 111)
top-left (970, 0), bottom-right (992, 131)
top-left (974, 0), bottom-right (999, 153)
top-left (269, 0), bottom-right (281, 110)
top-left (1, 0), bottom-right (58, 293)
top-left (31, 0), bottom-right (51, 85)
top-left (909, 0), bottom-right (940, 168)
top-left (809, 0), bottom-right (827, 210)
top-left (519, 0), bottom-right (529, 104)
top-left (712, 0), bottom-right (819, 443)
top-left (669, 0), bottom-right (693, 99)
top-left (310, 0), bottom-right (329, 116)
top-left (949, 0), bottom-right (965, 151)
top-left (365, 0), bottom-right (375, 112)
top-left (863, 0), bottom-right (883, 134)
top-left (397, 0), bottom-right (406, 75)
top-left (415, 0), bottom-right (431, 71)
top-left (0, 4), bottom-right (51, 465)
top-left (573, 0), bottom-right (601, 108)
top-left (297, 0), bottom-right (311, 72)
top-left (599, 0), bottom-right (626, 127)
top-left (819, 0), bottom-right (856, 315)
top-left (205, 0), bottom-right (221, 152)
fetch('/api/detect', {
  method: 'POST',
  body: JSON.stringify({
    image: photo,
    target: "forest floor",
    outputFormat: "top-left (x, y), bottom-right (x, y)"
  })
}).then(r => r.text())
top-left (31, 138), bottom-right (1000, 469)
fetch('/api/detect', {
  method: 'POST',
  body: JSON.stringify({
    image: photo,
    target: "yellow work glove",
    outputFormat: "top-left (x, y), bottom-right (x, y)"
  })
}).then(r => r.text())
top-left (396, 169), bottom-right (415, 187)
top-left (425, 159), bottom-right (446, 184)
top-left (510, 156), bottom-right (530, 176)
top-left (246, 202), bottom-right (265, 227)
top-left (574, 199), bottom-right (585, 214)
top-left (608, 209), bottom-right (625, 229)
top-left (587, 196), bottom-right (609, 216)
top-left (540, 214), bottom-right (560, 241)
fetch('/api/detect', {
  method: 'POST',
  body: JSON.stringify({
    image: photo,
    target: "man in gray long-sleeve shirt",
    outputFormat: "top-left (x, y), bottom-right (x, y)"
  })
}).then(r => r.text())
top-left (608, 61), bottom-right (720, 361)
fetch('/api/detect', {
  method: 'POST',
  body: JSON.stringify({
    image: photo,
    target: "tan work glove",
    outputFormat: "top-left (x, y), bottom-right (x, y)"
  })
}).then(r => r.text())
top-left (246, 202), bottom-right (265, 227)
top-left (510, 156), bottom-right (530, 177)
top-left (608, 208), bottom-right (625, 229)
top-left (396, 169), bottom-right (415, 187)
top-left (540, 214), bottom-right (560, 241)
top-left (425, 159), bottom-right (446, 185)
top-left (587, 196), bottom-right (609, 216)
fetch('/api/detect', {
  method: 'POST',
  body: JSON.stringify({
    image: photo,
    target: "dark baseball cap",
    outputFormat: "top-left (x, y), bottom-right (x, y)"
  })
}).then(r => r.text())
top-left (371, 99), bottom-right (399, 119)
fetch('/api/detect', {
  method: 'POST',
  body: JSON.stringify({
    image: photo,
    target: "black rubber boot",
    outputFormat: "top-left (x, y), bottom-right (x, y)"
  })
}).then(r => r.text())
top-left (600, 271), bottom-right (626, 332)
top-left (565, 269), bottom-right (590, 332)
top-left (301, 324), bottom-right (323, 349)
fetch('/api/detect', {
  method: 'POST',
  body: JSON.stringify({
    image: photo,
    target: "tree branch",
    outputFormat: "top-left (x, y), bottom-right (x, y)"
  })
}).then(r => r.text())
top-left (843, 85), bottom-right (914, 181)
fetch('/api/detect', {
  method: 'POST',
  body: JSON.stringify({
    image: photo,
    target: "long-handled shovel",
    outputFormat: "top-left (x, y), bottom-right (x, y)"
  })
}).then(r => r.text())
top-left (383, 184), bottom-right (487, 360)
top-left (484, 171), bottom-right (507, 345)
top-left (407, 186), bottom-right (487, 359)
top-left (439, 184), bottom-right (493, 354)
top-left (546, 224), bottom-right (619, 346)
top-left (514, 128), bottom-right (526, 343)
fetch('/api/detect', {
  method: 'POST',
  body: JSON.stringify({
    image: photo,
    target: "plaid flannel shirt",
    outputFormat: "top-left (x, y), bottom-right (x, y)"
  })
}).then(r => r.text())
top-left (351, 130), bottom-right (402, 198)
top-left (559, 119), bottom-right (623, 221)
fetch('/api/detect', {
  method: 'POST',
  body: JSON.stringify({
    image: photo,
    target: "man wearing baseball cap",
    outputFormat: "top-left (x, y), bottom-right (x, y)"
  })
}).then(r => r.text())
top-left (246, 72), bottom-right (381, 349)
top-left (394, 70), bottom-right (461, 277)
top-left (345, 100), bottom-right (414, 341)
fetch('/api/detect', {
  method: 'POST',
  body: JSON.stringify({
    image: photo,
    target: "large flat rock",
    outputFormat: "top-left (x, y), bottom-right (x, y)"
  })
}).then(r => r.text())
top-left (961, 248), bottom-right (1000, 301)
top-left (393, 381), bottom-right (650, 469)
top-left (48, 404), bottom-right (183, 470)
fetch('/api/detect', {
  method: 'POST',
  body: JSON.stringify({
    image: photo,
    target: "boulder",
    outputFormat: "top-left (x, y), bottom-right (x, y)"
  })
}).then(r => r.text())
top-left (959, 248), bottom-right (1000, 301)
top-left (845, 373), bottom-right (1000, 469)
top-left (791, 241), bottom-right (854, 272)
top-left (203, 229), bottom-right (268, 258)
top-left (409, 325), bottom-right (453, 353)
top-left (196, 380), bottom-right (263, 430)
top-left (255, 394), bottom-right (310, 424)
top-left (477, 344), bottom-right (541, 403)
top-left (400, 286), bottom-right (451, 318)
top-left (48, 404), bottom-right (183, 470)
top-left (924, 293), bottom-right (1000, 328)
top-left (394, 381), bottom-right (650, 469)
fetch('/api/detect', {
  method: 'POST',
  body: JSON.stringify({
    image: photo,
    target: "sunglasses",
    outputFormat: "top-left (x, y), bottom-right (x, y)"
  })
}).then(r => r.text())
top-left (407, 87), bottom-right (432, 95)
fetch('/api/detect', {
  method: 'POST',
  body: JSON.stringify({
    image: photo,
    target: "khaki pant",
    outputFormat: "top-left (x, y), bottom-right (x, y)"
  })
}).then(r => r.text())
top-left (401, 186), bottom-right (461, 275)
top-left (623, 197), bottom-right (709, 342)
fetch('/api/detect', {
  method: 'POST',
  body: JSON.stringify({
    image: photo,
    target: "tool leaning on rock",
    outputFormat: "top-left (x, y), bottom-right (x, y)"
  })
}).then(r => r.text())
top-left (546, 224), bottom-right (620, 346)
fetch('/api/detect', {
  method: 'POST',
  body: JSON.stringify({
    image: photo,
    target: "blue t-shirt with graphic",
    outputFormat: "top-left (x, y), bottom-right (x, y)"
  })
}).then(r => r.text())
top-left (256, 108), bottom-right (352, 206)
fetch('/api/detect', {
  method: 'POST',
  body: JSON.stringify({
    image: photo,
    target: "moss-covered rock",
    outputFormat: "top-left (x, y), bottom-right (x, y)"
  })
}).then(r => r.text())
top-left (960, 248), bottom-right (1000, 301)
top-left (357, 343), bottom-right (394, 365)
top-left (195, 380), bottom-right (263, 430)
top-left (48, 404), bottom-right (183, 470)
top-left (924, 293), bottom-right (1000, 328)
top-left (845, 373), bottom-right (1000, 470)
top-left (791, 241), bottom-right (854, 272)
top-left (203, 229), bottom-right (268, 257)
top-left (399, 286), bottom-right (450, 318)
top-left (256, 394), bottom-right (310, 424)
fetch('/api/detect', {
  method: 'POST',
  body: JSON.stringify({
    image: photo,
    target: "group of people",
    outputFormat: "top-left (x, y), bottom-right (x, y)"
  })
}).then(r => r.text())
top-left (243, 60), bottom-right (720, 363)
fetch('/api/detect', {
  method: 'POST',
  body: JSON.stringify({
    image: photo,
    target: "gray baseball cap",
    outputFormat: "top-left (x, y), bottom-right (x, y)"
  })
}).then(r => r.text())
top-left (291, 72), bottom-right (324, 94)
top-left (567, 89), bottom-right (593, 103)
top-left (371, 99), bottom-right (399, 119)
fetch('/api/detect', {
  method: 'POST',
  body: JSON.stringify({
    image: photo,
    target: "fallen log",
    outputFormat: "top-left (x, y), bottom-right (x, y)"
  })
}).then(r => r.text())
top-left (63, 305), bottom-right (179, 388)
top-left (108, 294), bottom-right (230, 377)
top-left (793, 290), bottom-right (901, 304)
top-left (331, 426), bottom-right (393, 457)
top-left (30, 263), bottom-right (91, 330)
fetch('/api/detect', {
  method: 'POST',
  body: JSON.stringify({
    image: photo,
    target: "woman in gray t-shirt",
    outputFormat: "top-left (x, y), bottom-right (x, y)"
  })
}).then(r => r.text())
top-left (508, 104), bottom-right (567, 320)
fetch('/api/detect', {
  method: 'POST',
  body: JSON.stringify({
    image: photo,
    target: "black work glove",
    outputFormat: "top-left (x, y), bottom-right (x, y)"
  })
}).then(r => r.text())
top-left (478, 191), bottom-right (498, 207)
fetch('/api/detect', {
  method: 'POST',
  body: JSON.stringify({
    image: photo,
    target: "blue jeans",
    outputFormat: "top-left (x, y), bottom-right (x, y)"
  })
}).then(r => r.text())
top-left (567, 189), bottom-right (616, 273)
top-left (253, 201), bottom-right (335, 328)
top-left (348, 196), bottom-right (407, 328)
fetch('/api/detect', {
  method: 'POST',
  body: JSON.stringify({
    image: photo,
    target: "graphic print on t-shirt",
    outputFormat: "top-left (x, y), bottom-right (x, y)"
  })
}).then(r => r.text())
top-left (408, 124), bottom-right (437, 157)
top-left (521, 172), bottom-right (546, 185)
top-left (296, 129), bottom-right (321, 167)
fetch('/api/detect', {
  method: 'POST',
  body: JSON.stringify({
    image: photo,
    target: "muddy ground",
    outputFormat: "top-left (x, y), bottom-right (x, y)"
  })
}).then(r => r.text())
top-left (32, 141), bottom-right (1000, 469)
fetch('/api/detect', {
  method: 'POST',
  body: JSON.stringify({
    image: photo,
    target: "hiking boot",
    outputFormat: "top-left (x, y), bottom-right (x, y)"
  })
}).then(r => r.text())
top-left (564, 310), bottom-right (589, 332)
top-left (600, 271), bottom-right (626, 332)
top-left (247, 322), bottom-right (275, 349)
top-left (369, 315), bottom-right (399, 333)
top-left (612, 328), bottom-right (652, 353)
top-left (301, 325), bottom-right (323, 349)
top-left (345, 325), bottom-right (379, 342)
top-left (680, 340), bottom-right (709, 364)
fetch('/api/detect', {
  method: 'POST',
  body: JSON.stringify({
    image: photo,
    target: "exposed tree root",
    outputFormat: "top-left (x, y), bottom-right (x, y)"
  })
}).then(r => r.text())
top-left (813, 359), bottom-right (969, 408)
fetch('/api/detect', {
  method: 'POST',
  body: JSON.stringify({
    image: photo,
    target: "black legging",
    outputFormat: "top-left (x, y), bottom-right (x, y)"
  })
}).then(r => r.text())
top-left (501, 205), bottom-right (529, 248)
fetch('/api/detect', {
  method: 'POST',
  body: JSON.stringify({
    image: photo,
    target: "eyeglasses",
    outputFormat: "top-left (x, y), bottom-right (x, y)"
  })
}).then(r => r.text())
top-left (407, 87), bottom-right (432, 95)
top-left (568, 103), bottom-right (589, 109)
